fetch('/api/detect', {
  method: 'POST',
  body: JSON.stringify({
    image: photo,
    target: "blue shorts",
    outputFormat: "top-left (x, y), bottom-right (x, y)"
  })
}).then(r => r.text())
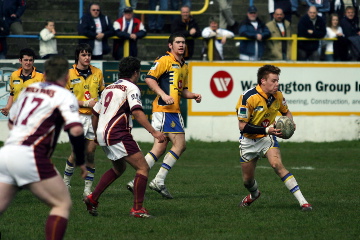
top-left (151, 112), bottom-right (185, 133)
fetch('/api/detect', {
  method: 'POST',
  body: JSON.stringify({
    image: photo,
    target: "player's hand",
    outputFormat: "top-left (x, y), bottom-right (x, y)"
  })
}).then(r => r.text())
top-left (152, 131), bottom-right (167, 143)
top-left (161, 95), bottom-right (174, 105)
top-left (266, 125), bottom-right (282, 136)
top-left (83, 98), bottom-right (97, 108)
top-left (194, 94), bottom-right (202, 103)
top-left (0, 106), bottom-right (10, 116)
top-left (78, 164), bottom-right (87, 179)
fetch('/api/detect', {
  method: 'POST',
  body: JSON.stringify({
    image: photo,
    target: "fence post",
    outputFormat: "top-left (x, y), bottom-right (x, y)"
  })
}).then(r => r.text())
top-left (291, 34), bottom-right (297, 61)
top-left (124, 39), bottom-right (130, 57)
top-left (207, 38), bottom-right (214, 61)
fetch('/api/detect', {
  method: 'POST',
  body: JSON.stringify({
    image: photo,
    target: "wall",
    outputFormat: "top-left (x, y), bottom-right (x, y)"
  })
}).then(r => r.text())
top-left (1, 61), bottom-right (360, 143)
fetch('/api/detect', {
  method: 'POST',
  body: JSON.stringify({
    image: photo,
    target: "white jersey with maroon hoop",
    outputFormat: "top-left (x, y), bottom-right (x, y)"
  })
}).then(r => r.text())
top-left (6, 81), bottom-right (82, 153)
top-left (93, 78), bottom-right (143, 147)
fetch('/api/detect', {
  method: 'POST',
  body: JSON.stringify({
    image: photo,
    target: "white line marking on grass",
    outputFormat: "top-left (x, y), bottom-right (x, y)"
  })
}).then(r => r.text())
top-left (235, 165), bottom-right (315, 170)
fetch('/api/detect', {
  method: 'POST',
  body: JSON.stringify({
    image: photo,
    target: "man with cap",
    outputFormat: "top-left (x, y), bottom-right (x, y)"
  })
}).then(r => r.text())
top-left (238, 6), bottom-right (271, 60)
top-left (113, 7), bottom-right (147, 60)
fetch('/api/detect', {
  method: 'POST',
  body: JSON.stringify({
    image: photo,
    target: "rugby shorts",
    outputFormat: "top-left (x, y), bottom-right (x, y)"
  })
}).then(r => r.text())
top-left (239, 135), bottom-right (279, 163)
top-left (0, 145), bottom-right (58, 186)
top-left (101, 133), bottom-right (141, 160)
top-left (152, 112), bottom-right (185, 133)
top-left (80, 114), bottom-right (95, 140)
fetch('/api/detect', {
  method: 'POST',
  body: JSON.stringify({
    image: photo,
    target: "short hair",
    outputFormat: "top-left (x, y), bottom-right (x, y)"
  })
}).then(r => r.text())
top-left (118, 56), bottom-right (141, 79)
top-left (167, 33), bottom-right (185, 51)
top-left (89, 2), bottom-right (100, 11)
top-left (257, 65), bottom-right (281, 84)
top-left (44, 55), bottom-right (69, 82)
top-left (75, 43), bottom-right (92, 64)
top-left (209, 16), bottom-right (219, 24)
top-left (345, 6), bottom-right (355, 12)
top-left (44, 20), bottom-right (54, 27)
top-left (19, 48), bottom-right (36, 59)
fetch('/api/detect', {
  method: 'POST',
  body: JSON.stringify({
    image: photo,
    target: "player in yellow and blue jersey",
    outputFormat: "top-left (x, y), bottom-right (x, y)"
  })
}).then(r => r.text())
top-left (63, 43), bottom-right (105, 198)
top-left (126, 33), bottom-right (202, 199)
top-left (0, 48), bottom-right (44, 116)
top-left (235, 64), bottom-right (312, 211)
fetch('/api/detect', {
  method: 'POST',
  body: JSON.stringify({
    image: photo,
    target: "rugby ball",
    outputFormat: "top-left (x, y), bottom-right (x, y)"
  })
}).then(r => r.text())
top-left (275, 116), bottom-right (295, 139)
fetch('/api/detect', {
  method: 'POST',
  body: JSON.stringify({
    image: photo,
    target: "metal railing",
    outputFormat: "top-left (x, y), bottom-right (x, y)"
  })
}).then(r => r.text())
top-left (3, 34), bottom-right (338, 61)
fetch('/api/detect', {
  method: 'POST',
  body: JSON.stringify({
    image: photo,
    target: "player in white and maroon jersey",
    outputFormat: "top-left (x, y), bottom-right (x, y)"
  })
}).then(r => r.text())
top-left (84, 56), bottom-right (166, 218)
top-left (0, 56), bottom-right (87, 240)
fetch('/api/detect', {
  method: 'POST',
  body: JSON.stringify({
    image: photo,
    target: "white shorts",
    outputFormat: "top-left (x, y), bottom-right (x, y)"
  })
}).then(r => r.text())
top-left (0, 145), bottom-right (58, 186)
top-left (151, 112), bottom-right (185, 133)
top-left (101, 134), bottom-right (141, 161)
top-left (239, 135), bottom-right (279, 163)
top-left (80, 114), bottom-right (95, 140)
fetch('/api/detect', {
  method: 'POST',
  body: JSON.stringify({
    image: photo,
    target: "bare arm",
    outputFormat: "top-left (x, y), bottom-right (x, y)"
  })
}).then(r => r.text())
top-left (0, 95), bottom-right (14, 116)
top-left (145, 77), bottom-right (174, 104)
top-left (181, 89), bottom-right (202, 103)
top-left (132, 109), bottom-right (166, 143)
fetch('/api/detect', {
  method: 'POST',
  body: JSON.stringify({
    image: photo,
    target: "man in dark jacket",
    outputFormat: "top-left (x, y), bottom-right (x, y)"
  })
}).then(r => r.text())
top-left (340, 6), bottom-right (360, 60)
top-left (297, 6), bottom-right (326, 61)
top-left (78, 3), bottom-right (114, 60)
top-left (0, 0), bottom-right (27, 53)
top-left (171, 5), bottom-right (201, 60)
top-left (113, 7), bottom-right (146, 60)
top-left (239, 6), bottom-right (271, 61)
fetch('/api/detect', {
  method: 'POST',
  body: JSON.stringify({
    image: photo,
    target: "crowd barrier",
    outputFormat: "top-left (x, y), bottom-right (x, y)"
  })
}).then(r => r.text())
top-left (1, 34), bottom-right (337, 61)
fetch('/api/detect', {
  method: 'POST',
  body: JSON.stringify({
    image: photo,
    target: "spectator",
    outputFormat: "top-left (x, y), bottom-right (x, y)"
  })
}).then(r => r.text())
top-left (305, 0), bottom-right (330, 22)
top-left (39, 20), bottom-right (58, 59)
top-left (83, 56), bottom-right (166, 218)
top-left (1, 0), bottom-right (28, 53)
top-left (216, 0), bottom-right (239, 32)
top-left (118, 0), bottom-right (137, 18)
top-left (0, 55), bottom-right (86, 240)
top-left (113, 7), bottom-right (146, 60)
top-left (201, 16), bottom-right (234, 60)
top-left (78, 3), bottom-right (114, 60)
top-left (323, 13), bottom-right (345, 61)
top-left (297, 6), bottom-right (326, 61)
top-left (268, 0), bottom-right (299, 23)
top-left (63, 43), bottom-right (105, 198)
top-left (169, 0), bottom-right (192, 21)
top-left (239, 6), bottom-right (271, 61)
top-left (330, 0), bottom-right (358, 20)
top-left (263, 8), bottom-right (292, 60)
top-left (0, 48), bottom-right (44, 116)
top-left (340, 6), bottom-right (360, 60)
top-left (148, 0), bottom-right (168, 33)
top-left (0, 18), bottom-right (9, 59)
top-left (171, 5), bottom-right (201, 60)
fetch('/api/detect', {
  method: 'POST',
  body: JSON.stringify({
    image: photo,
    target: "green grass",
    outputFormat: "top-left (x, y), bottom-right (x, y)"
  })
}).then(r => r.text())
top-left (1, 140), bottom-right (360, 240)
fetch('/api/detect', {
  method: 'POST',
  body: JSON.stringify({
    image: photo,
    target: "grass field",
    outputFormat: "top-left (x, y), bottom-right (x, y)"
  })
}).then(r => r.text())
top-left (0, 140), bottom-right (359, 240)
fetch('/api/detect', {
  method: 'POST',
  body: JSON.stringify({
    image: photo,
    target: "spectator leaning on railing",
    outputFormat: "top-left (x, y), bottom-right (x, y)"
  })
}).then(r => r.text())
top-left (263, 8), bottom-right (292, 61)
top-left (297, 6), bottom-right (326, 61)
top-left (39, 20), bottom-right (58, 59)
top-left (239, 6), bottom-right (271, 61)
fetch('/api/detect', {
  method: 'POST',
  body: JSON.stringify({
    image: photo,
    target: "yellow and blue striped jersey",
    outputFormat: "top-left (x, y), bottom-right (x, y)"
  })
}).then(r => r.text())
top-left (9, 67), bottom-right (44, 102)
top-left (146, 51), bottom-right (188, 113)
top-left (236, 85), bottom-right (289, 139)
top-left (66, 64), bottom-right (105, 115)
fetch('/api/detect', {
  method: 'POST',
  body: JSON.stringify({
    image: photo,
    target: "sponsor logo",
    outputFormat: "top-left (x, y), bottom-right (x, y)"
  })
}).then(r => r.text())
top-left (150, 62), bottom-right (159, 70)
top-left (238, 107), bottom-right (248, 118)
top-left (262, 119), bottom-right (270, 127)
top-left (210, 71), bottom-right (233, 98)
top-left (71, 78), bottom-right (81, 84)
top-left (171, 121), bottom-right (176, 128)
top-left (172, 64), bottom-right (180, 69)
top-left (84, 91), bottom-right (91, 100)
top-left (254, 106), bottom-right (264, 111)
top-left (13, 80), bottom-right (21, 84)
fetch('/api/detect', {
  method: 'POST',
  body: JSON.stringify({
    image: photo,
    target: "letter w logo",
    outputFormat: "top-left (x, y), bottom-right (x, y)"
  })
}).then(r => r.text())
top-left (213, 78), bottom-right (231, 92)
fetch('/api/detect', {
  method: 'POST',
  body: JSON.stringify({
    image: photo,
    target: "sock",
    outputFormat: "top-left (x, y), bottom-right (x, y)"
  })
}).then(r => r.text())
top-left (281, 172), bottom-right (308, 206)
top-left (92, 168), bottom-right (119, 201)
top-left (84, 167), bottom-right (95, 193)
top-left (155, 150), bottom-right (178, 185)
top-left (145, 151), bottom-right (158, 169)
top-left (45, 215), bottom-right (68, 240)
top-left (63, 160), bottom-right (74, 184)
top-left (245, 179), bottom-right (260, 199)
top-left (133, 173), bottom-right (148, 210)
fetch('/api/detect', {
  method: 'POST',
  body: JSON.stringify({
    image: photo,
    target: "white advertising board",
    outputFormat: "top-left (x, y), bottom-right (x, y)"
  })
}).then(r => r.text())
top-left (188, 62), bottom-right (360, 116)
